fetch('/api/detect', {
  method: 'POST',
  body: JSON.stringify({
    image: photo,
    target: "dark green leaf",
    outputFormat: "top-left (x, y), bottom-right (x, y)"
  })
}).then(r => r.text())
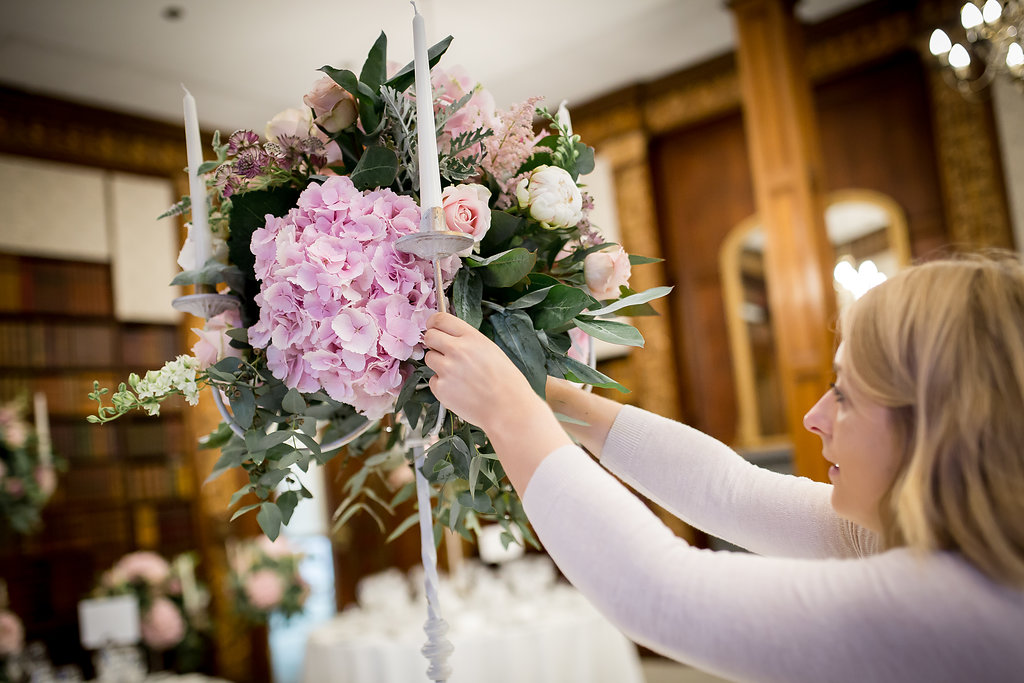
top-left (349, 145), bottom-right (398, 191)
top-left (228, 186), bottom-right (302, 326)
top-left (468, 248), bottom-right (536, 288)
top-left (360, 32), bottom-right (388, 91)
top-left (479, 210), bottom-right (524, 254)
top-left (257, 502), bottom-right (283, 540)
top-left (199, 422), bottom-right (234, 450)
top-left (506, 286), bottom-right (554, 310)
top-left (491, 310), bottom-right (547, 396)
top-left (384, 36), bottom-right (454, 93)
top-left (230, 502), bottom-right (261, 522)
top-left (572, 318), bottom-right (645, 347)
top-left (628, 254), bottom-right (664, 266)
top-left (453, 268), bottom-right (483, 328)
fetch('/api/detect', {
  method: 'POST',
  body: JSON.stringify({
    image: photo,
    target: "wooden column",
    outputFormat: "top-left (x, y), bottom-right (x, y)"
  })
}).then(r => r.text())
top-left (729, 0), bottom-right (835, 481)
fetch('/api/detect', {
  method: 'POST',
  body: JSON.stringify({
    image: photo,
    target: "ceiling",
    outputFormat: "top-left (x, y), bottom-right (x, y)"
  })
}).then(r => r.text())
top-left (0, 0), bottom-right (866, 134)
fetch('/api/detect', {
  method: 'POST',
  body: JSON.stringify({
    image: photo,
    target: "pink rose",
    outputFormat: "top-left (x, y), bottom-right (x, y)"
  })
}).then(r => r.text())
top-left (191, 309), bottom-right (244, 370)
top-left (0, 610), bottom-right (24, 656)
top-left (34, 466), bottom-right (57, 498)
top-left (244, 568), bottom-right (285, 610)
top-left (141, 598), bottom-right (186, 651)
top-left (441, 184), bottom-right (491, 254)
top-left (303, 75), bottom-right (358, 133)
top-left (584, 245), bottom-right (631, 300)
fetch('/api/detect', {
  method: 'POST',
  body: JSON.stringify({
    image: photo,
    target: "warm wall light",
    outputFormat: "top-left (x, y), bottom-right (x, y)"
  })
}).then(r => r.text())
top-left (928, 1), bottom-right (1024, 97)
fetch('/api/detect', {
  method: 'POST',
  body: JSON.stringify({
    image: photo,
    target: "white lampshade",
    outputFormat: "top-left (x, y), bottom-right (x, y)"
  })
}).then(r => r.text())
top-left (1007, 42), bottom-right (1024, 69)
top-left (930, 28), bottom-right (953, 55)
top-left (982, 0), bottom-right (1003, 24)
top-left (949, 43), bottom-right (972, 69)
top-left (961, 2), bottom-right (984, 29)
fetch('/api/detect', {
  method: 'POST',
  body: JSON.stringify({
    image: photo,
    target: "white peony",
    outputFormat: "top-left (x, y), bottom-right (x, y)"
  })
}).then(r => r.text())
top-left (516, 165), bottom-right (583, 229)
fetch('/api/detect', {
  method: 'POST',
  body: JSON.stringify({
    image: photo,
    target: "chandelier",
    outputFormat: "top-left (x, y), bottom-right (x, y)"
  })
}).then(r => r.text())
top-left (928, 0), bottom-right (1024, 96)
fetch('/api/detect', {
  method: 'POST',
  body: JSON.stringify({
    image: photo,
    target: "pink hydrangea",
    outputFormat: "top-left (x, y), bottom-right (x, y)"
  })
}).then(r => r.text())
top-left (107, 551), bottom-right (171, 587)
top-left (244, 568), bottom-right (285, 610)
top-left (248, 175), bottom-right (459, 419)
top-left (140, 597), bottom-right (186, 651)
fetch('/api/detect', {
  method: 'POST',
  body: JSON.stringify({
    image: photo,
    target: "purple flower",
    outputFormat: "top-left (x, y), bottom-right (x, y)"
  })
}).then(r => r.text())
top-left (227, 129), bottom-right (261, 155)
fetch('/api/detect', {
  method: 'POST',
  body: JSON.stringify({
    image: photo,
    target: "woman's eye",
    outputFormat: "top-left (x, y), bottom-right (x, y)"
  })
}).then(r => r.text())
top-left (829, 382), bottom-right (845, 402)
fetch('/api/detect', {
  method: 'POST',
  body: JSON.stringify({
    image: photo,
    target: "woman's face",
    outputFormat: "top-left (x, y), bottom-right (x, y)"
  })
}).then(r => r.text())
top-left (803, 343), bottom-right (902, 532)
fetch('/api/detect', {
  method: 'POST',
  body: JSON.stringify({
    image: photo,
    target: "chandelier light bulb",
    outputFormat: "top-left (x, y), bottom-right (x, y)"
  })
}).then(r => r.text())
top-left (982, 0), bottom-right (1003, 24)
top-left (1007, 42), bottom-right (1024, 68)
top-left (949, 43), bottom-right (972, 69)
top-left (961, 2), bottom-right (984, 29)
top-left (930, 28), bottom-right (953, 55)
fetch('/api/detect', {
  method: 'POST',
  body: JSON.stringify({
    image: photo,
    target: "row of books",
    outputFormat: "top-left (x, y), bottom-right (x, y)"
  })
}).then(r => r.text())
top-left (0, 255), bottom-right (113, 316)
top-left (52, 461), bottom-right (190, 505)
top-left (0, 320), bottom-right (118, 369)
top-left (0, 374), bottom-right (188, 417)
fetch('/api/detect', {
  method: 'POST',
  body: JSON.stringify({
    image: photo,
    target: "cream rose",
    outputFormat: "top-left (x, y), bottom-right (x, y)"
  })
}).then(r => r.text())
top-left (441, 183), bottom-right (491, 254)
top-left (584, 245), bottom-right (632, 300)
top-left (191, 309), bottom-right (244, 370)
top-left (515, 165), bottom-right (583, 229)
top-left (303, 75), bottom-right (358, 133)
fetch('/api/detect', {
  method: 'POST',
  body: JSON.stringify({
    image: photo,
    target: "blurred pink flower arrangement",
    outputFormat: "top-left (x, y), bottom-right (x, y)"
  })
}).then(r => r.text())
top-left (91, 551), bottom-right (208, 669)
top-left (229, 536), bottom-right (308, 623)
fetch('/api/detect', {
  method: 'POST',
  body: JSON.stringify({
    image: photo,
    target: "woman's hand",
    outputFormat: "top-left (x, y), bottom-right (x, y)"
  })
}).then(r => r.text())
top-left (423, 312), bottom-right (573, 492)
top-left (423, 312), bottom-right (537, 433)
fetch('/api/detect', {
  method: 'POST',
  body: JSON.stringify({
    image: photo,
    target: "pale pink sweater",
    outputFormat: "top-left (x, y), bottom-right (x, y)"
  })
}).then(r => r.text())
top-left (522, 405), bottom-right (1024, 682)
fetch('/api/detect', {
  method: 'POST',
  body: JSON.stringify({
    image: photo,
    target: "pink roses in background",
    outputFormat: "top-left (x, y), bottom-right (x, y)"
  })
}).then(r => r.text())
top-left (229, 535), bottom-right (308, 623)
top-left (140, 597), bottom-right (186, 651)
top-left (442, 184), bottom-right (491, 254)
top-left (584, 245), bottom-right (632, 300)
top-left (248, 175), bottom-right (460, 420)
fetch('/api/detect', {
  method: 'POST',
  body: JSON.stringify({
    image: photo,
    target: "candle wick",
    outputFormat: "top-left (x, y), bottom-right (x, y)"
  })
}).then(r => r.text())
top-left (410, 1), bottom-right (419, 15)
top-left (181, 83), bottom-right (192, 97)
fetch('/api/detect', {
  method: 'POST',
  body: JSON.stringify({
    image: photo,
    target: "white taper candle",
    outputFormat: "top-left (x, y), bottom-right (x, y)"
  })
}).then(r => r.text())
top-left (182, 86), bottom-right (212, 268)
top-left (412, 5), bottom-right (443, 214)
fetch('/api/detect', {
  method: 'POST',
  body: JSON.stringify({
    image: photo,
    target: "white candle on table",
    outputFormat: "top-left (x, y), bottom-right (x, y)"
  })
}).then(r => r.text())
top-left (182, 86), bottom-right (212, 268)
top-left (33, 392), bottom-right (51, 467)
top-left (412, 4), bottom-right (443, 216)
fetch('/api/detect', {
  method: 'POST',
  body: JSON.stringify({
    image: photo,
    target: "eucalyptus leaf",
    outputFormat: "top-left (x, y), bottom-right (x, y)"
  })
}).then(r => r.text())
top-left (533, 286), bottom-right (594, 330)
top-left (230, 502), bottom-right (261, 522)
top-left (585, 285), bottom-right (673, 317)
top-left (231, 386), bottom-right (256, 430)
top-left (572, 318), bottom-right (645, 347)
top-left (282, 388), bottom-right (306, 414)
top-left (386, 513), bottom-right (419, 542)
top-left (277, 490), bottom-right (299, 525)
top-left (257, 502), bottom-right (283, 541)
top-left (506, 286), bottom-right (555, 310)
top-left (628, 254), bottom-right (664, 265)
top-left (557, 355), bottom-right (629, 393)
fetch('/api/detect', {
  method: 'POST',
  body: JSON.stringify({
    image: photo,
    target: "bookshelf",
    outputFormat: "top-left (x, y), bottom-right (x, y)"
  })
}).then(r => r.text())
top-left (0, 253), bottom-right (202, 670)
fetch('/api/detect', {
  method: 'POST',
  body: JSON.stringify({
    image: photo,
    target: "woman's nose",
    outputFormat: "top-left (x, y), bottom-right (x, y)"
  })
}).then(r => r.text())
top-left (803, 392), bottom-right (832, 437)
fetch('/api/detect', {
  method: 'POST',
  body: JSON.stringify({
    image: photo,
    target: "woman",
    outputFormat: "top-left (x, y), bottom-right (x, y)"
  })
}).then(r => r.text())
top-left (423, 253), bottom-right (1024, 681)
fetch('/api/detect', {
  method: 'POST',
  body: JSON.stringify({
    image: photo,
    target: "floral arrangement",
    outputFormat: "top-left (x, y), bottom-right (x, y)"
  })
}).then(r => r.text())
top-left (0, 606), bottom-right (24, 683)
top-left (91, 551), bottom-right (208, 671)
top-left (88, 33), bottom-right (668, 547)
top-left (228, 536), bottom-right (309, 623)
top-left (0, 398), bottom-right (58, 536)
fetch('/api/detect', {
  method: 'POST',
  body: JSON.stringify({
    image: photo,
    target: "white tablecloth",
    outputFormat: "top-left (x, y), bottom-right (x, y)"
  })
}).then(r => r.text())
top-left (302, 566), bottom-right (642, 683)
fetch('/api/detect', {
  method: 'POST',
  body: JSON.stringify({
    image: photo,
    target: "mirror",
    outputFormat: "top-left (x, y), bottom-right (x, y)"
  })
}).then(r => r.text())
top-left (720, 189), bottom-right (912, 449)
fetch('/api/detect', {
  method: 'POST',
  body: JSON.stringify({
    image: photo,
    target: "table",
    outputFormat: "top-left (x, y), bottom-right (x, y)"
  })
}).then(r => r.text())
top-left (302, 562), bottom-right (643, 683)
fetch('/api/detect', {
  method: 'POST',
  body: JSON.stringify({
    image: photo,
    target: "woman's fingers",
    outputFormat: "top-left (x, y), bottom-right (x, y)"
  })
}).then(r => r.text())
top-left (426, 311), bottom-right (470, 336)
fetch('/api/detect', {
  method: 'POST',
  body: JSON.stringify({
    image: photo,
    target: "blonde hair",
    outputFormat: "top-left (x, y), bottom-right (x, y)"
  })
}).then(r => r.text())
top-left (841, 251), bottom-right (1024, 587)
